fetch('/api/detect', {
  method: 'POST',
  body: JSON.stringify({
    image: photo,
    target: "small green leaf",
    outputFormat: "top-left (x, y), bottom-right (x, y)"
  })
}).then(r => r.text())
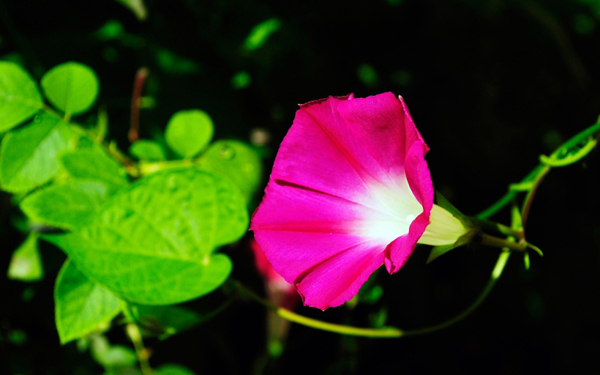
top-left (0, 61), bottom-right (44, 132)
top-left (60, 146), bottom-right (128, 193)
top-left (156, 49), bottom-right (200, 75)
top-left (7, 234), bottom-right (43, 281)
top-left (20, 181), bottom-right (110, 230)
top-left (55, 260), bottom-right (122, 344)
top-left (45, 169), bottom-right (247, 305)
top-left (511, 203), bottom-right (523, 231)
top-left (165, 110), bottom-right (213, 158)
top-left (114, 0), bottom-right (147, 21)
top-left (199, 140), bottom-right (262, 204)
top-left (94, 20), bottom-right (125, 41)
top-left (231, 71), bottom-right (251, 90)
top-left (90, 335), bottom-right (137, 368)
top-left (368, 308), bottom-right (388, 328)
top-left (243, 18), bottom-right (282, 51)
top-left (0, 114), bottom-right (73, 192)
top-left (435, 192), bottom-right (462, 218)
top-left (427, 244), bottom-right (455, 264)
top-left (357, 63), bottom-right (379, 87)
top-left (41, 62), bottom-right (99, 116)
top-left (130, 305), bottom-right (205, 338)
top-left (130, 140), bottom-right (166, 161)
top-left (155, 364), bottom-right (196, 375)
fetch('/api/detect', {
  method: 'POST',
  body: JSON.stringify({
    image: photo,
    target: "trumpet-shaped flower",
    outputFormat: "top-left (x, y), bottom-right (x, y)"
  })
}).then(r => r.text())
top-left (251, 92), bottom-right (466, 310)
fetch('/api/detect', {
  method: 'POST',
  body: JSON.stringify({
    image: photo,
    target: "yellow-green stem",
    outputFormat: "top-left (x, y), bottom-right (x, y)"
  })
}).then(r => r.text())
top-left (126, 323), bottom-right (153, 375)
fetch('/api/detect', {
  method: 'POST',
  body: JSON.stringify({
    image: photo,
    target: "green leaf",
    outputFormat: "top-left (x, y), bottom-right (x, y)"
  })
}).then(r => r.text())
top-left (114, 0), bottom-right (147, 21)
top-left (0, 61), bottom-right (44, 132)
top-left (129, 140), bottom-right (166, 161)
top-left (357, 63), bottom-right (379, 87)
top-left (0, 113), bottom-right (73, 192)
top-left (20, 181), bottom-right (110, 230)
top-left (243, 18), bottom-right (282, 51)
top-left (130, 305), bottom-right (205, 338)
top-left (231, 71), bottom-right (251, 90)
top-left (94, 20), bottom-right (125, 41)
top-left (90, 335), bottom-right (137, 368)
top-left (60, 146), bottom-right (128, 193)
top-left (45, 169), bottom-right (247, 305)
top-left (199, 140), bottom-right (262, 204)
top-left (41, 62), bottom-right (99, 116)
top-left (156, 49), bottom-right (201, 75)
top-left (155, 364), bottom-right (196, 375)
top-left (165, 110), bottom-right (213, 158)
top-left (7, 234), bottom-right (43, 281)
top-left (55, 260), bottom-right (121, 344)
top-left (427, 244), bottom-right (455, 264)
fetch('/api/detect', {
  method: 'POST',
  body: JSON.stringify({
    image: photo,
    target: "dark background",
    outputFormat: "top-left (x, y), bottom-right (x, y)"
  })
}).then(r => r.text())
top-left (1, 0), bottom-right (600, 374)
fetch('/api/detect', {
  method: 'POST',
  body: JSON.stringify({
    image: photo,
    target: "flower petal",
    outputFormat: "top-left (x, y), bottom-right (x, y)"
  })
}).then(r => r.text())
top-left (294, 240), bottom-right (386, 309)
top-left (384, 141), bottom-right (434, 273)
top-left (337, 92), bottom-right (427, 178)
top-left (252, 180), bottom-right (395, 283)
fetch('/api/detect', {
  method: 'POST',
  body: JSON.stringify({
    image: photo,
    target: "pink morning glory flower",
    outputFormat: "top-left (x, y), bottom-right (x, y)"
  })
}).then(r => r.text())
top-left (251, 92), bottom-right (467, 310)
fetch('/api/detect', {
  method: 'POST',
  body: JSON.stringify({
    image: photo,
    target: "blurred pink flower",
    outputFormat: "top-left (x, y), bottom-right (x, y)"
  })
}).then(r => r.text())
top-left (251, 93), bottom-right (437, 310)
top-left (250, 238), bottom-right (299, 311)
top-left (250, 238), bottom-right (300, 357)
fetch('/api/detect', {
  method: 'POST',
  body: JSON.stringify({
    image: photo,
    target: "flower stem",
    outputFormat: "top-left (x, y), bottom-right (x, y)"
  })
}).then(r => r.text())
top-left (230, 251), bottom-right (509, 340)
top-left (126, 323), bottom-right (153, 375)
top-left (400, 251), bottom-right (511, 336)
top-left (479, 233), bottom-right (527, 252)
top-left (477, 117), bottom-right (600, 220)
top-left (129, 67), bottom-right (150, 143)
top-left (521, 165), bottom-right (550, 227)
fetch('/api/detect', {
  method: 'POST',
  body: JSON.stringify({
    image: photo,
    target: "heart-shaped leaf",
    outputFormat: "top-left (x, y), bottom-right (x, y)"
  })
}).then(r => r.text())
top-left (0, 62), bottom-right (44, 132)
top-left (45, 169), bottom-right (248, 305)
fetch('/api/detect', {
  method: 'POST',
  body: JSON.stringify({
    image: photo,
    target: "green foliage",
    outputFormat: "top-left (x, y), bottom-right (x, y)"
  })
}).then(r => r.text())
top-left (130, 140), bottom-right (166, 161)
top-left (231, 71), bottom-right (251, 90)
top-left (60, 146), bottom-right (129, 193)
top-left (199, 140), bottom-right (262, 203)
top-left (20, 181), bottom-right (110, 230)
top-left (94, 20), bottom-right (125, 41)
top-left (90, 334), bottom-right (138, 369)
top-left (130, 304), bottom-right (206, 338)
top-left (0, 113), bottom-right (73, 192)
top-left (7, 234), bottom-right (43, 282)
top-left (45, 169), bottom-right (247, 305)
top-left (0, 61), bottom-right (44, 132)
top-left (427, 244), bottom-right (455, 264)
top-left (154, 364), bottom-right (197, 375)
top-left (115, 0), bottom-right (148, 21)
top-left (165, 110), bottom-right (214, 158)
top-left (41, 62), bottom-right (99, 117)
top-left (54, 260), bottom-right (122, 344)
top-left (244, 18), bottom-right (282, 51)
top-left (156, 48), bottom-right (201, 75)
top-left (357, 63), bottom-right (379, 87)
top-left (0, 59), bottom-right (262, 371)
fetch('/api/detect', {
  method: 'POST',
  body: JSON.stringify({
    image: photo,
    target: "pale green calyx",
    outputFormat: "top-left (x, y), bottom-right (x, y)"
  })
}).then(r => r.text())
top-left (418, 204), bottom-right (471, 246)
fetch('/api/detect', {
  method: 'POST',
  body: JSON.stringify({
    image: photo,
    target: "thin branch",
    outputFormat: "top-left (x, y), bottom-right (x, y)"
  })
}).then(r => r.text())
top-left (129, 67), bottom-right (150, 143)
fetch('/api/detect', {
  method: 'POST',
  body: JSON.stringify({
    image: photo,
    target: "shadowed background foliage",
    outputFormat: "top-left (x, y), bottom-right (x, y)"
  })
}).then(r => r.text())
top-left (1, 0), bottom-right (600, 373)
